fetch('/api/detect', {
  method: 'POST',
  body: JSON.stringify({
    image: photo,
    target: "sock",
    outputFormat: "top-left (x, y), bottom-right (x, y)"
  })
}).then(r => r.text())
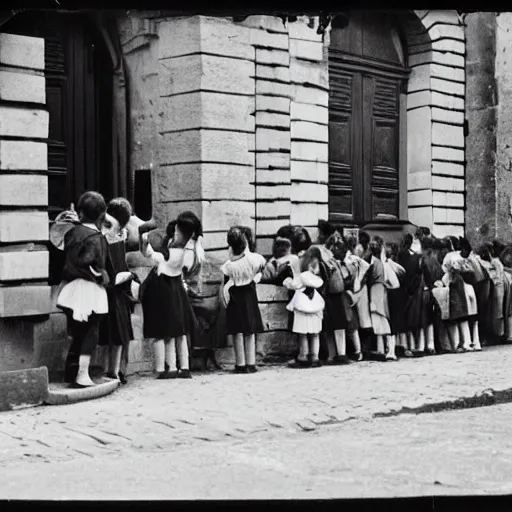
top-left (234, 334), bottom-right (246, 366)
top-left (448, 324), bottom-right (460, 351)
top-left (112, 346), bottom-right (123, 375)
top-left (426, 324), bottom-right (435, 351)
top-left (177, 335), bottom-right (190, 370)
top-left (244, 334), bottom-right (256, 366)
top-left (438, 323), bottom-right (451, 351)
top-left (472, 320), bottom-right (482, 349)
top-left (459, 320), bottom-right (472, 349)
top-left (417, 328), bottom-right (425, 352)
top-left (165, 339), bottom-right (177, 371)
top-left (309, 334), bottom-right (320, 360)
top-left (76, 354), bottom-right (95, 386)
top-left (376, 335), bottom-right (384, 354)
top-left (298, 335), bottom-right (308, 361)
top-left (326, 334), bottom-right (337, 360)
top-left (154, 339), bottom-right (165, 373)
top-left (351, 330), bottom-right (362, 354)
top-left (334, 329), bottom-right (346, 356)
top-left (386, 335), bottom-right (396, 358)
top-left (408, 331), bottom-right (415, 351)
top-left (399, 332), bottom-right (407, 349)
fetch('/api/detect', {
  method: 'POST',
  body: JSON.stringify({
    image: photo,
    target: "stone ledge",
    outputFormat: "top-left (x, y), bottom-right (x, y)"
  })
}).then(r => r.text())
top-left (0, 366), bottom-right (49, 412)
top-left (45, 378), bottom-right (120, 406)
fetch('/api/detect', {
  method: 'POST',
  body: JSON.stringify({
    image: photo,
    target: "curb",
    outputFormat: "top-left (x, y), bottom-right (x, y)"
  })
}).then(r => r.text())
top-left (0, 367), bottom-right (49, 412)
top-left (45, 378), bottom-right (120, 406)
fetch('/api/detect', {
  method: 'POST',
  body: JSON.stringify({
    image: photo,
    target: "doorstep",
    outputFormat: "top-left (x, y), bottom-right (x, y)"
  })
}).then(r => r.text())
top-left (45, 378), bottom-right (120, 406)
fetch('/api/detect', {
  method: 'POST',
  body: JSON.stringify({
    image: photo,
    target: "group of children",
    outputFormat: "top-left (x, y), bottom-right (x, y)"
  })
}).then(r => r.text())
top-left (52, 190), bottom-right (512, 388)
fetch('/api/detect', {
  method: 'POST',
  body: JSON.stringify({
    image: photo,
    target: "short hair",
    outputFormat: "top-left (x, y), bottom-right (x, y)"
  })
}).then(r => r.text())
top-left (276, 224), bottom-right (296, 241)
top-left (373, 235), bottom-right (384, 248)
top-left (317, 219), bottom-right (335, 242)
top-left (358, 230), bottom-right (370, 248)
top-left (77, 191), bottom-right (106, 224)
top-left (369, 240), bottom-right (381, 258)
top-left (227, 226), bottom-right (247, 256)
top-left (291, 226), bottom-right (312, 255)
top-left (421, 235), bottom-right (435, 250)
top-left (400, 233), bottom-right (413, 252)
top-left (236, 225), bottom-right (256, 253)
top-left (385, 242), bottom-right (399, 259)
top-left (107, 197), bottom-right (132, 229)
top-left (300, 246), bottom-right (322, 272)
top-left (346, 235), bottom-right (358, 252)
top-left (166, 220), bottom-right (177, 240)
top-left (176, 211), bottom-right (202, 242)
top-left (448, 236), bottom-right (461, 252)
top-left (272, 237), bottom-right (292, 259)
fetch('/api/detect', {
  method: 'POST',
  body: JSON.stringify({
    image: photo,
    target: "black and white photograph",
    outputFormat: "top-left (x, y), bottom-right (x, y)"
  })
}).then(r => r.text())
top-left (0, 5), bottom-right (510, 502)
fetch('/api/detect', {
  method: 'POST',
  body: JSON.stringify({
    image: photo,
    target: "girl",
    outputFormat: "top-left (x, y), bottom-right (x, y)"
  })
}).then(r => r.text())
top-left (260, 237), bottom-right (296, 285)
top-left (221, 227), bottom-right (266, 374)
top-left (56, 191), bottom-right (109, 388)
top-left (99, 197), bottom-right (137, 385)
top-left (139, 211), bottom-right (203, 379)
top-left (285, 246), bottom-right (325, 368)
top-left (355, 231), bottom-right (372, 262)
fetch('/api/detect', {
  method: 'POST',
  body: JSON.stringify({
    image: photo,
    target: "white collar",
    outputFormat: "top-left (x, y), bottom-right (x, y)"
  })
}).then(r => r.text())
top-left (82, 223), bottom-right (99, 232)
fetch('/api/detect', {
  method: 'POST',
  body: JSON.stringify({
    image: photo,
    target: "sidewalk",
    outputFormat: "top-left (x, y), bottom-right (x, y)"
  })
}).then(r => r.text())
top-left (1, 345), bottom-right (512, 465)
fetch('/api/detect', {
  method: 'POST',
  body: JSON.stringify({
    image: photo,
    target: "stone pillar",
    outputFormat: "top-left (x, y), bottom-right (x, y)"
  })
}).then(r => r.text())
top-left (465, 12), bottom-right (498, 246)
top-left (0, 32), bottom-right (54, 371)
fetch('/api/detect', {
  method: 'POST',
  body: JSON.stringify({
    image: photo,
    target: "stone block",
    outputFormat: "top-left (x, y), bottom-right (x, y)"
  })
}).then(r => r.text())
top-left (250, 28), bottom-right (288, 50)
top-left (432, 161), bottom-right (464, 177)
top-left (291, 141), bottom-right (328, 162)
top-left (256, 112), bottom-right (289, 129)
top-left (428, 24), bottom-right (465, 43)
top-left (256, 330), bottom-right (297, 357)
top-left (406, 90), bottom-right (431, 110)
top-left (257, 284), bottom-right (290, 302)
top-left (408, 206), bottom-right (433, 228)
top-left (260, 302), bottom-right (289, 331)
top-left (0, 211), bottom-right (49, 243)
top-left (408, 189), bottom-right (433, 207)
top-left (257, 185), bottom-right (290, 200)
top-left (157, 16), bottom-right (201, 59)
top-left (291, 182), bottom-right (328, 202)
top-left (433, 224), bottom-right (464, 239)
top-left (0, 285), bottom-right (52, 317)
top-left (160, 92), bottom-right (255, 133)
top-left (431, 64), bottom-right (465, 84)
top-left (0, 141), bottom-right (47, 171)
top-left (431, 92), bottom-right (464, 111)
top-left (0, 175), bottom-right (48, 206)
top-left (407, 106), bottom-right (432, 174)
top-left (290, 102), bottom-right (328, 125)
top-left (291, 202), bottom-right (328, 226)
top-left (256, 95), bottom-right (290, 114)
top-left (203, 231), bottom-right (228, 251)
top-left (33, 312), bottom-right (68, 373)
top-left (432, 146), bottom-right (465, 162)
top-left (432, 175), bottom-right (465, 192)
top-left (256, 128), bottom-right (290, 152)
top-left (432, 122), bottom-right (464, 148)
top-left (431, 78), bottom-right (465, 97)
top-left (289, 39), bottom-right (323, 61)
top-left (256, 152), bottom-right (290, 170)
top-left (433, 207), bottom-right (465, 224)
top-left (256, 64), bottom-right (290, 83)
top-left (160, 130), bottom-right (254, 167)
top-left (431, 107), bottom-right (464, 125)
top-left (408, 171), bottom-right (432, 191)
top-left (0, 33), bottom-right (44, 70)
top-left (257, 169), bottom-right (290, 183)
top-left (256, 237), bottom-right (274, 256)
top-left (0, 367), bottom-right (48, 412)
top-left (256, 48), bottom-right (289, 66)
top-left (408, 50), bottom-right (433, 67)
top-left (240, 15), bottom-right (288, 34)
top-left (202, 200), bottom-right (255, 232)
top-left (0, 71), bottom-right (45, 104)
top-left (289, 16), bottom-right (323, 41)
top-left (408, 64), bottom-right (430, 93)
top-left (421, 10), bottom-right (461, 30)
top-left (0, 107), bottom-right (49, 138)
top-left (290, 58), bottom-right (328, 88)
top-left (291, 121), bottom-right (328, 143)
top-left (291, 160), bottom-right (328, 182)
top-left (255, 200), bottom-right (290, 218)
top-left (257, 218), bottom-right (290, 236)
top-left (0, 250), bottom-right (49, 281)
top-left (256, 79), bottom-right (291, 98)
top-left (155, 164), bottom-right (201, 202)
top-left (432, 50), bottom-right (465, 69)
top-left (432, 39), bottom-right (465, 56)
top-left (433, 191), bottom-right (464, 208)
top-left (291, 85), bottom-right (328, 106)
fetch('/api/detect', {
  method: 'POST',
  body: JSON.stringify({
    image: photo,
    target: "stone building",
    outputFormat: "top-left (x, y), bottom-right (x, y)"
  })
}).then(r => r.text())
top-left (0, 9), bottom-right (507, 376)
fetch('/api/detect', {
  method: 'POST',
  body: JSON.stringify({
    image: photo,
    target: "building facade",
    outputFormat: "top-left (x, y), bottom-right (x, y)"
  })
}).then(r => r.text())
top-left (0, 10), bottom-right (508, 374)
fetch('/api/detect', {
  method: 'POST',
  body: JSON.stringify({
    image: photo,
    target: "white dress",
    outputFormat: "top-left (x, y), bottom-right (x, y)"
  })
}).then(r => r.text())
top-left (286, 289), bottom-right (325, 334)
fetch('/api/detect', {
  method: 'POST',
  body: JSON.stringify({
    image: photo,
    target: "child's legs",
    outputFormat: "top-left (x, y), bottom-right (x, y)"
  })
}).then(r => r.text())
top-left (66, 318), bottom-right (87, 380)
top-left (350, 330), bottom-right (362, 355)
top-left (325, 333), bottom-right (337, 360)
top-left (75, 314), bottom-right (101, 386)
top-left (459, 320), bottom-right (472, 349)
top-left (385, 335), bottom-right (397, 359)
top-left (407, 331), bottom-right (416, 351)
top-left (110, 345), bottom-right (123, 375)
top-left (334, 329), bottom-right (346, 356)
top-left (426, 324), bottom-right (435, 351)
top-left (448, 322), bottom-right (460, 350)
top-left (309, 333), bottom-right (320, 360)
top-left (471, 319), bottom-right (482, 349)
top-left (298, 334), bottom-right (308, 361)
top-left (164, 338), bottom-right (177, 372)
top-left (244, 334), bottom-right (256, 366)
top-left (233, 333), bottom-right (246, 366)
top-left (416, 328), bottom-right (425, 352)
top-left (376, 335), bottom-right (385, 354)
top-left (154, 339), bottom-right (166, 373)
top-left (398, 332), bottom-right (408, 349)
top-left (176, 334), bottom-right (190, 370)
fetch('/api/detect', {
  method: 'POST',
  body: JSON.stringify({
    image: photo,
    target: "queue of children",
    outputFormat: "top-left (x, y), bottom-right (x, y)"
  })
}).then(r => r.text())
top-left (51, 191), bottom-right (512, 388)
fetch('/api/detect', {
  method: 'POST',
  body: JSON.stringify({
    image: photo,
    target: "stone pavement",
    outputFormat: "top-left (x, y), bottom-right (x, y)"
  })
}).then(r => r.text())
top-left (1, 345), bottom-right (512, 467)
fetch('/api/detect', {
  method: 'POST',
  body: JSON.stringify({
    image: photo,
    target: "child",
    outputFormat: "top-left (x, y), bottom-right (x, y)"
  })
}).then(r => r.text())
top-left (139, 211), bottom-right (203, 379)
top-left (56, 191), bottom-right (109, 388)
top-left (221, 227), bottom-right (266, 374)
top-left (285, 246), bottom-right (325, 368)
top-left (355, 231), bottom-right (372, 262)
top-left (99, 197), bottom-right (137, 384)
top-left (260, 237), bottom-right (296, 285)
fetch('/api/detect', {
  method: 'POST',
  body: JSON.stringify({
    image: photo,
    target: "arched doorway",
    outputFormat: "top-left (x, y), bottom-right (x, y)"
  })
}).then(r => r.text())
top-left (328, 10), bottom-right (409, 225)
top-left (2, 11), bottom-right (115, 218)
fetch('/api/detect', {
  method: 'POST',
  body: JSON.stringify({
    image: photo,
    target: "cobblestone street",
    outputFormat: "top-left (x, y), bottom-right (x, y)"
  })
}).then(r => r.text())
top-left (1, 346), bottom-right (512, 471)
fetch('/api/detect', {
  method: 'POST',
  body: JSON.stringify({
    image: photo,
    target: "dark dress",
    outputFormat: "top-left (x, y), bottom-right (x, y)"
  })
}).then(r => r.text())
top-left (141, 269), bottom-right (198, 340)
top-left (225, 281), bottom-right (264, 335)
top-left (99, 240), bottom-right (135, 348)
top-left (448, 273), bottom-right (469, 321)
top-left (387, 271), bottom-right (408, 335)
